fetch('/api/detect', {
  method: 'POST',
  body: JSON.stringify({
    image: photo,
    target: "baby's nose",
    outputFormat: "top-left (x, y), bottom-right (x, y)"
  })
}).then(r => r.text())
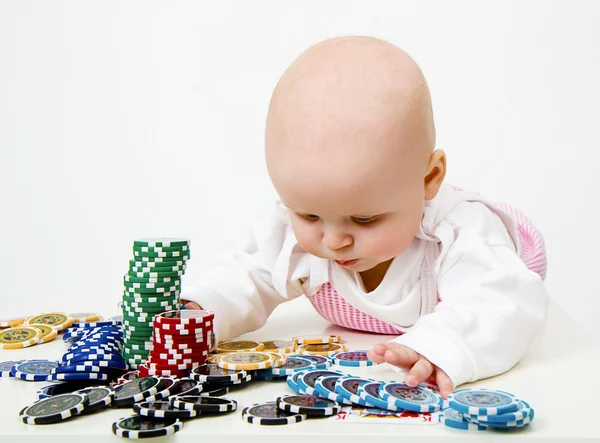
top-left (322, 229), bottom-right (353, 250)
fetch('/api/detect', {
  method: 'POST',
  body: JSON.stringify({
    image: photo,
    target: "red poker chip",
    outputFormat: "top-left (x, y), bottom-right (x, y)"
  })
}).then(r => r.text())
top-left (146, 356), bottom-right (197, 365)
top-left (154, 327), bottom-right (210, 336)
top-left (137, 364), bottom-right (189, 378)
top-left (154, 319), bottom-right (212, 329)
top-left (154, 310), bottom-right (214, 325)
top-left (145, 361), bottom-right (196, 371)
top-left (150, 350), bottom-right (209, 360)
top-left (151, 343), bottom-right (210, 353)
top-left (153, 339), bottom-right (211, 348)
top-left (154, 331), bottom-right (208, 340)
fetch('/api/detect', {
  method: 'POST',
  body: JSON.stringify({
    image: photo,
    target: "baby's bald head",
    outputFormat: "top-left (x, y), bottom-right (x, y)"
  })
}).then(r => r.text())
top-left (264, 37), bottom-right (446, 272)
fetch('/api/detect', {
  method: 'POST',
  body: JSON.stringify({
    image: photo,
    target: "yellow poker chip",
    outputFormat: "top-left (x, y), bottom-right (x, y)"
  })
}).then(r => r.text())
top-left (265, 352), bottom-right (288, 368)
top-left (206, 354), bottom-right (221, 364)
top-left (30, 324), bottom-right (58, 344)
top-left (69, 312), bottom-right (103, 324)
top-left (293, 335), bottom-right (343, 347)
top-left (25, 312), bottom-right (73, 331)
top-left (0, 326), bottom-right (42, 349)
top-left (217, 352), bottom-right (275, 371)
top-left (0, 317), bottom-right (27, 328)
top-left (216, 340), bottom-right (265, 354)
top-left (297, 343), bottom-right (347, 357)
top-left (261, 340), bottom-right (295, 354)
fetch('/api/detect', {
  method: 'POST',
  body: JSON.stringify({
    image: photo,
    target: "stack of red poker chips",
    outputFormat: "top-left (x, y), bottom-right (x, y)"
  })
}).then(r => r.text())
top-left (138, 310), bottom-right (214, 378)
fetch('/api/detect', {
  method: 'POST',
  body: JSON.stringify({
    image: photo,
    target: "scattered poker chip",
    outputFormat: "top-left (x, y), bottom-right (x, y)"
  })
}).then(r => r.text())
top-left (37, 382), bottom-right (101, 399)
top-left (216, 340), bottom-right (265, 353)
top-left (172, 378), bottom-right (204, 396)
top-left (357, 381), bottom-right (403, 412)
top-left (69, 313), bottom-right (103, 324)
top-left (25, 312), bottom-right (72, 331)
top-left (74, 386), bottom-right (114, 414)
top-left (189, 364), bottom-right (248, 383)
top-left (143, 378), bottom-right (178, 402)
top-left (297, 369), bottom-right (343, 396)
top-left (243, 401), bottom-right (307, 426)
top-left (291, 354), bottom-right (332, 369)
top-left (276, 394), bottom-right (341, 416)
top-left (265, 352), bottom-right (288, 368)
top-left (134, 401), bottom-right (199, 419)
top-left (0, 360), bottom-right (22, 377)
top-left (112, 376), bottom-right (165, 407)
top-left (0, 316), bottom-right (27, 328)
top-left (19, 393), bottom-right (89, 425)
top-left (170, 395), bottom-right (237, 413)
top-left (293, 335), bottom-right (342, 346)
top-left (112, 414), bottom-right (183, 438)
top-left (334, 376), bottom-right (374, 406)
top-left (116, 371), bottom-right (139, 385)
top-left (217, 352), bottom-right (275, 371)
top-left (379, 382), bottom-right (442, 413)
top-left (448, 388), bottom-right (520, 416)
top-left (314, 375), bottom-right (353, 405)
top-left (47, 372), bottom-right (109, 382)
top-left (442, 408), bottom-right (488, 431)
top-left (269, 356), bottom-right (316, 376)
top-left (297, 343), bottom-right (346, 357)
top-left (0, 326), bottom-right (42, 349)
top-left (30, 324), bottom-right (58, 344)
top-left (206, 354), bottom-right (221, 364)
top-left (198, 385), bottom-right (230, 397)
top-left (465, 400), bottom-right (534, 423)
top-left (261, 340), bottom-right (295, 354)
top-left (332, 350), bottom-right (374, 367)
top-left (286, 371), bottom-right (307, 394)
top-left (13, 360), bottom-right (59, 381)
top-left (468, 411), bottom-right (535, 429)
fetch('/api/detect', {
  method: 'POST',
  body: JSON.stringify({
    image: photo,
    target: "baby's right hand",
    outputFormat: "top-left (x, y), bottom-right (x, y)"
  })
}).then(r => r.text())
top-left (180, 299), bottom-right (202, 310)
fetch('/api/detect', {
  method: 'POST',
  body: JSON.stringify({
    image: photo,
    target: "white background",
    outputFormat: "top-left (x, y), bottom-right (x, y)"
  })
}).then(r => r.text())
top-left (0, 1), bottom-right (598, 340)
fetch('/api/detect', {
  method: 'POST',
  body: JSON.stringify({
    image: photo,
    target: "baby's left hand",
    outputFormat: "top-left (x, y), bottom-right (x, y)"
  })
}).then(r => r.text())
top-left (367, 342), bottom-right (454, 399)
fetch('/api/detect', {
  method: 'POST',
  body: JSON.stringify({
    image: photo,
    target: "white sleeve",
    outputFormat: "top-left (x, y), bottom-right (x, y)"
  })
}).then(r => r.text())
top-left (392, 203), bottom-right (549, 387)
top-left (181, 202), bottom-right (311, 342)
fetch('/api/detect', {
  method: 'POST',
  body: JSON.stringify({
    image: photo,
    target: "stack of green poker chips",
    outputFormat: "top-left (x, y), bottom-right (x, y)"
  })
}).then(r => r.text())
top-left (121, 238), bottom-right (191, 369)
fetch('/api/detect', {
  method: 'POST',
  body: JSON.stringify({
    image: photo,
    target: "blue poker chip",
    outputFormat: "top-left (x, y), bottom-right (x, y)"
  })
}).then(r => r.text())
top-left (469, 409), bottom-right (535, 429)
top-left (269, 356), bottom-right (316, 376)
top-left (332, 350), bottom-right (374, 367)
top-left (0, 360), bottom-right (22, 377)
top-left (465, 400), bottom-right (534, 423)
top-left (357, 382), bottom-right (404, 412)
top-left (442, 408), bottom-right (488, 431)
top-left (52, 363), bottom-right (126, 375)
top-left (288, 354), bottom-right (332, 370)
top-left (286, 370), bottom-right (308, 394)
top-left (448, 389), bottom-right (520, 416)
top-left (73, 320), bottom-right (122, 328)
top-left (61, 352), bottom-right (124, 364)
top-left (314, 376), bottom-right (353, 405)
top-left (13, 360), bottom-right (60, 381)
top-left (297, 370), bottom-right (343, 396)
top-left (379, 382), bottom-right (442, 413)
top-left (334, 376), bottom-right (373, 406)
top-left (47, 372), bottom-right (110, 382)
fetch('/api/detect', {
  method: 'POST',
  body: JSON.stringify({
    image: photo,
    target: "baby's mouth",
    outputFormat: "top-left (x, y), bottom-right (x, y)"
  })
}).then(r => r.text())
top-left (335, 259), bottom-right (358, 267)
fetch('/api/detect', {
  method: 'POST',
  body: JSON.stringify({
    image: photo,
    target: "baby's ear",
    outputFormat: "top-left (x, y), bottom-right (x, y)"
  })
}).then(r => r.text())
top-left (424, 149), bottom-right (446, 200)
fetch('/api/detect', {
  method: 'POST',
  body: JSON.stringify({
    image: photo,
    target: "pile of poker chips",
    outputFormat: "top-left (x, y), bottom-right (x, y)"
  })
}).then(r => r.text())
top-left (121, 238), bottom-right (191, 369)
top-left (442, 388), bottom-right (535, 431)
top-left (137, 310), bottom-right (213, 378)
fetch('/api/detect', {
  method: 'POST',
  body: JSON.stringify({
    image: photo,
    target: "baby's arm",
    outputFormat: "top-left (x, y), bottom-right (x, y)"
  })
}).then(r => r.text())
top-left (370, 203), bottom-right (548, 398)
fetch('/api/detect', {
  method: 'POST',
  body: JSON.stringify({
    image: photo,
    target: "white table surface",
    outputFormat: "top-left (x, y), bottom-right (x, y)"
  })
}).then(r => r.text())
top-left (1, 297), bottom-right (599, 443)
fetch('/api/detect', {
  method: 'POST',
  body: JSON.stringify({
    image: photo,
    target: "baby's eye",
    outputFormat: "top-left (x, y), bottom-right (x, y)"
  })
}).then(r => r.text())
top-left (301, 213), bottom-right (320, 221)
top-left (352, 216), bottom-right (377, 224)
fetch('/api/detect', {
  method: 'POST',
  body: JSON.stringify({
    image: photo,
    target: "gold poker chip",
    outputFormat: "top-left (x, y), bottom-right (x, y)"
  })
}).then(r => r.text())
top-left (216, 340), bottom-right (264, 354)
top-left (30, 324), bottom-right (58, 344)
top-left (25, 312), bottom-right (73, 331)
top-left (0, 317), bottom-right (27, 328)
top-left (261, 340), bottom-right (295, 354)
top-left (296, 343), bottom-right (347, 357)
top-left (0, 326), bottom-right (42, 349)
top-left (293, 335), bottom-right (343, 346)
top-left (217, 352), bottom-right (275, 371)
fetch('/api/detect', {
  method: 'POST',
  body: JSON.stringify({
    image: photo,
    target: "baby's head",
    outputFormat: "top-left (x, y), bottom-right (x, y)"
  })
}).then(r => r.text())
top-left (265, 36), bottom-right (446, 272)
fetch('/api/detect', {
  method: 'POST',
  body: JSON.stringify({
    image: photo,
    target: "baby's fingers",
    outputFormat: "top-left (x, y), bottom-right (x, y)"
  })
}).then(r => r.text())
top-left (405, 358), bottom-right (434, 387)
top-left (435, 370), bottom-right (454, 400)
top-left (383, 344), bottom-right (420, 369)
top-left (367, 343), bottom-right (391, 363)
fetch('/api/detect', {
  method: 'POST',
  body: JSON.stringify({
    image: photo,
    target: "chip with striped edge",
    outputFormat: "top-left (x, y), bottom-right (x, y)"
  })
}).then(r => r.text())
top-left (74, 386), bottom-right (115, 414)
top-left (133, 238), bottom-right (190, 248)
top-left (170, 395), bottom-right (237, 413)
top-left (25, 312), bottom-right (73, 331)
top-left (0, 316), bottom-right (27, 328)
top-left (189, 364), bottom-right (248, 383)
top-left (261, 340), bottom-right (295, 354)
top-left (19, 393), bottom-right (89, 425)
top-left (69, 313), bottom-right (103, 324)
top-left (448, 388), bottom-right (520, 416)
top-left (13, 360), bottom-right (59, 381)
top-left (112, 414), bottom-right (183, 438)
top-left (334, 376), bottom-right (374, 406)
top-left (357, 381), bottom-right (404, 412)
top-left (464, 400), bottom-right (534, 423)
top-left (276, 394), bottom-right (342, 417)
top-left (30, 324), bottom-right (58, 344)
top-left (134, 401), bottom-right (199, 419)
top-left (297, 369), bottom-right (343, 396)
top-left (291, 354), bottom-right (332, 370)
top-left (297, 343), bottom-right (347, 357)
top-left (0, 360), bottom-right (22, 377)
top-left (268, 356), bottom-right (316, 376)
top-left (442, 408), bottom-right (488, 431)
top-left (216, 339), bottom-right (264, 353)
top-left (314, 375), bottom-right (353, 405)
top-left (332, 350), bottom-right (375, 367)
top-left (0, 326), bottom-right (42, 349)
top-left (293, 335), bottom-right (342, 346)
top-left (379, 382), bottom-right (443, 413)
top-left (217, 352), bottom-right (275, 371)
top-left (242, 401), bottom-right (307, 426)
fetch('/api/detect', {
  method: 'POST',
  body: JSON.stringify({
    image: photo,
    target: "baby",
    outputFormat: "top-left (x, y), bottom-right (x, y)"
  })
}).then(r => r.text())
top-left (182, 36), bottom-right (548, 399)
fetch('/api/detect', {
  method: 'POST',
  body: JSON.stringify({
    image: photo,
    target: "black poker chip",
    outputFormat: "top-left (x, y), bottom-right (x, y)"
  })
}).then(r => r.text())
top-left (112, 415), bottom-right (182, 438)
top-left (198, 384), bottom-right (229, 397)
top-left (112, 376), bottom-right (165, 407)
top-left (170, 395), bottom-right (237, 413)
top-left (134, 401), bottom-right (199, 419)
top-left (189, 364), bottom-right (247, 383)
top-left (19, 393), bottom-right (89, 425)
top-left (276, 394), bottom-right (341, 416)
top-left (73, 386), bottom-right (114, 414)
top-left (171, 377), bottom-right (203, 396)
top-left (242, 401), bottom-right (306, 425)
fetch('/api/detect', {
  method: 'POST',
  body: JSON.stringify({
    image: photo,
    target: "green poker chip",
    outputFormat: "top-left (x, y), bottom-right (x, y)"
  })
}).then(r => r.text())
top-left (131, 255), bottom-right (189, 264)
top-left (129, 260), bottom-right (186, 270)
top-left (133, 250), bottom-right (190, 259)
top-left (128, 270), bottom-right (185, 279)
top-left (133, 238), bottom-right (190, 248)
top-left (124, 280), bottom-right (181, 290)
top-left (122, 298), bottom-right (178, 308)
top-left (122, 294), bottom-right (179, 304)
top-left (124, 275), bottom-right (181, 284)
top-left (133, 244), bottom-right (189, 254)
top-left (124, 286), bottom-right (180, 295)
top-left (122, 304), bottom-right (176, 314)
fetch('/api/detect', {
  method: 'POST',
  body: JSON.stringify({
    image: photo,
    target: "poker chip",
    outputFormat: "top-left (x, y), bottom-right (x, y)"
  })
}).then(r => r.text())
top-left (261, 340), bottom-right (295, 354)
top-left (19, 393), bottom-right (88, 424)
top-left (442, 408), bottom-right (488, 431)
top-left (291, 354), bottom-right (332, 369)
top-left (134, 401), bottom-right (199, 419)
top-left (448, 388), bottom-right (520, 416)
top-left (465, 411), bottom-right (535, 429)
top-left (314, 375), bottom-right (353, 405)
top-left (293, 335), bottom-right (342, 346)
top-left (25, 312), bottom-right (72, 331)
top-left (13, 360), bottom-right (59, 381)
top-left (217, 352), bottom-right (275, 371)
top-left (170, 395), bottom-right (237, 413)
top-left (379, 382), bottom-right (442, 413)
top-left (134, 238), bottom-right (190, 248)
top-left (0, 316), bottom-right (27, 328)
top-left (243, 401), bottom-right (307, 425)
top-left (269, 356), bottom-right (316, 376)
top-left (216, 340), bottom-right (264, 353)
top-left (47, 372), bottom-right (110, 382)
top-left (189, 364), bottom-right (248, 383)
top-left (29, 324), bottom-right (58, 344)
top-left (334, 376), bottom-right (374, 406)
top-left (465, 400), bottom-right (534, 423)
top-left (112, 376), bottom-right (165, 407)
top-left (74, 386), bottom-right (114, 414)
top-left (286, 370), bottom-right (307, 394)
top-left (37, 382), bottom-right (101, 399)
top-left (276, 394), bottom-right (342, 416)
top-left (0, 326), bottom-right (42, 349)
top-left (297, 343), bottom-right (347, 357)
top-left (154, 310), bottom-right (213, 325)
top-left (357, 381), bottom-right (404, 411)
top-left (112, 415), bottom-right (183, 439)
top-left (69, 313), bottom-right (103, 324)
top-left (172, 377), bottom-right (204, 396)
top-left (332, 350), bottom-right (374, 367)
top-left (206, 354), bottom-right (221, 364)
top-left (297, 369), bottom-right (343, 396)
top-left (143, 378), bottom-right (179, 402)
top-left (0, 360), bottom-right (22, 377)
top-left (198, 385), bottom-right (230, 397)
top-left (266, 352), bottom-right (288, 368)
top-left (116, 371), bottom-right (139, 385)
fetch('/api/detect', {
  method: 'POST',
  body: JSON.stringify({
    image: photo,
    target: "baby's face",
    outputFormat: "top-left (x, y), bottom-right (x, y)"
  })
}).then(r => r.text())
top-left (265, 37), bottom-right (442, 273)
